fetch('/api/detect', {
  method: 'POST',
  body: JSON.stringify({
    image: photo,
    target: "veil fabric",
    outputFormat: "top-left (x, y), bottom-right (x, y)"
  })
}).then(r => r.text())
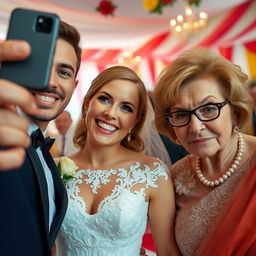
top-left (140, 95), bottom-right (172, 168)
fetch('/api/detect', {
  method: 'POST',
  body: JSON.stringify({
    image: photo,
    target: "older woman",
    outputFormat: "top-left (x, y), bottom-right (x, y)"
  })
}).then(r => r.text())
top-left (154, 47), bottom-right (256, 256)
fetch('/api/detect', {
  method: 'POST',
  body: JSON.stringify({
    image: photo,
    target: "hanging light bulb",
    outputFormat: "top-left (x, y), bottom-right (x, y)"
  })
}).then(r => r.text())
top-left (170, 2), bottom-right (208, 37)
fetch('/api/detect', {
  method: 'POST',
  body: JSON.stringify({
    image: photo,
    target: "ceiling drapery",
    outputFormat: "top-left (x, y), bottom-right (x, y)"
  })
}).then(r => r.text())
top-left (80, 0), bottom-right (255, 77)
top-left (0, 0), bottom-right (255, 120)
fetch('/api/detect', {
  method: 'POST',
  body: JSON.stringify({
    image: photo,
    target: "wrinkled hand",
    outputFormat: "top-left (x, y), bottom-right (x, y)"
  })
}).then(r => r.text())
top-left (0, 40), bottom-right (35, 170)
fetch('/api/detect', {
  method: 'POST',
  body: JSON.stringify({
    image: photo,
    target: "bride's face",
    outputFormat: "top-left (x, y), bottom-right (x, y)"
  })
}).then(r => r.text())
top-left (83, 79), bottom-right (139, 147)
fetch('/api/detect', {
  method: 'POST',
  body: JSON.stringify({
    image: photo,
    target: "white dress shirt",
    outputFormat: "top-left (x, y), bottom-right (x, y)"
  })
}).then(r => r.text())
top-left (28, 123), bottom-right (56, 231)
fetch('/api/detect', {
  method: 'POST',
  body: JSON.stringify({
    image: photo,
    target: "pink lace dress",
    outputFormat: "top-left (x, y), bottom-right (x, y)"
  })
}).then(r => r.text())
top-left (171, 153), bottom-right (255, 256)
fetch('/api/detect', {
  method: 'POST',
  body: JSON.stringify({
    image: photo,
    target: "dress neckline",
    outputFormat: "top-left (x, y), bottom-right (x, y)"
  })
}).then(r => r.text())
top-left (65, 161), bottom-right (167, 216)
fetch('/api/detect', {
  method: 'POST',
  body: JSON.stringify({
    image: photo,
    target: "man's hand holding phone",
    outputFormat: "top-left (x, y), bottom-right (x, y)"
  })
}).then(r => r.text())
top-left (0, 8), bottom-right (60, 170)
top-left (0, 40), bottom-right (36, 170)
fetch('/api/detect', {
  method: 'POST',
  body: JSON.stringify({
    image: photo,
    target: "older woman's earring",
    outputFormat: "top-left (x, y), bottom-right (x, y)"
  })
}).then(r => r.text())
top-left (233, 125), bottom-right (239, 133)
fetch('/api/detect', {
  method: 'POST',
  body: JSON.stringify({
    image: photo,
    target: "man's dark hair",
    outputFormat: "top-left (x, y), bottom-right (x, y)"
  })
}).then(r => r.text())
top-left (58, 21), bottom-right (82, 75)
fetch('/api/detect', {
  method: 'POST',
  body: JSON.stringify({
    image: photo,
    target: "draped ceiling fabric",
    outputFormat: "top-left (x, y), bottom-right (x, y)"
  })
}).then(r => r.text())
top-left (0, 0), bottom-right (255, 120)
top-left (74, 0), bottom-right (256, 120)
top-left (81, 0), bottom-right (256, 82)
top-left (71, 0), bottom-right (256, 121)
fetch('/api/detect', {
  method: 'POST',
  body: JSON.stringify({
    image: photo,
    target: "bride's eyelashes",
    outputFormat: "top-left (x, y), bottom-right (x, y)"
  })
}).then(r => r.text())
top-left (120, 104), bottom-right (134, 113)
top-left (97, 95), bottom-right (111, 104)
top-left (97, 94), bottom-right (134, 114)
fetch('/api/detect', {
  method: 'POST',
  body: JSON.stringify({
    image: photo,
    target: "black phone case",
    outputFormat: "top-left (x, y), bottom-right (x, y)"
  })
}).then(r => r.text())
top-left (0, 8), bottom-right (60, 91)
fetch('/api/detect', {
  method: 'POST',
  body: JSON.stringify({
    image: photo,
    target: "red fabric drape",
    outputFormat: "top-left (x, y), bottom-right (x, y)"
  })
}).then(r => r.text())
top-left (198, 160), bottom-right (256, 256)
top-left (147, 57), bottom-right (156, 83)
top-left (226, 19), bottom-right (256, 45)
top-left (218, 46), bottom-right (233, 61)
top-left (81, 49), bottom-right (101, 61)
top-left (142, 233), bottom-right (156, 252)
top-left (133, 32), bottom-right (169, 58)
top-left (198, 0), bottom-right (253, 47)
top-left (95, 49), bottom-right (122, 66)
top-left (244, 40), bottom-right (256, 53)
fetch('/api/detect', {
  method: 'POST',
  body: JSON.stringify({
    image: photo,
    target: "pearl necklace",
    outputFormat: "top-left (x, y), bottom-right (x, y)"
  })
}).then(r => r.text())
top-left (195, 133), bottom-right (244, 187)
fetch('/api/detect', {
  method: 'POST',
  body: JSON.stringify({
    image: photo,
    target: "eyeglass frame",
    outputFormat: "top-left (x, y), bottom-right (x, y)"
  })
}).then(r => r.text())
top-left (164, 99), bottom-right (230, 127)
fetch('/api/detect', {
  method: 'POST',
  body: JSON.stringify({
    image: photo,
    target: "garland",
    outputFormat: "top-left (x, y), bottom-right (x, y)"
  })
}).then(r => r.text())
top-left (96, 0), bottom-right (201, 16)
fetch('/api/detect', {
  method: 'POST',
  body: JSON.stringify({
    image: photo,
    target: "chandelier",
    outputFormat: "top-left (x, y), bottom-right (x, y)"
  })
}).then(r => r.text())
top-left (170, 4), bottom-right (208, 37)
top-left (117, 50), bottom-right (142, 67)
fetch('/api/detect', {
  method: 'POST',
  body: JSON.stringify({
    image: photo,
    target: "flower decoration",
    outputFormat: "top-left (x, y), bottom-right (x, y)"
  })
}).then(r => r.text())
top-left (56, 157), bottom-right (79, 183)
top-left (96, 0), bottom-right (117, 16)
top-left (143, 0), bottom-right (177, 14)
top-left (95, 0), bottom-right (202, 17)
top-left (143, 0), bottom-right (202, 14)
top-left (143, 0), bottom-right (160, 11)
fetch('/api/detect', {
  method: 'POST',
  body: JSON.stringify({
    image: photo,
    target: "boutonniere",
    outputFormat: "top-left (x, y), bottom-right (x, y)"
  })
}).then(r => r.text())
top-left (55, 157), bottom-right (79, 183)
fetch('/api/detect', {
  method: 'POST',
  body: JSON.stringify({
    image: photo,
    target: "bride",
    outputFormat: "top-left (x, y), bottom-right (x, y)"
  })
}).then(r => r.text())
top-left (55, 66), bottom-right (180, 256)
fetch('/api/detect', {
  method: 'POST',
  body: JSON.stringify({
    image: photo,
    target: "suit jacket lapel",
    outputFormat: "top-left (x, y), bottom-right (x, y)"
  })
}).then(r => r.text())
top-left (26, 146), bottom-right (49, 241)
top-left (41, 145), bottom-right (68, 247)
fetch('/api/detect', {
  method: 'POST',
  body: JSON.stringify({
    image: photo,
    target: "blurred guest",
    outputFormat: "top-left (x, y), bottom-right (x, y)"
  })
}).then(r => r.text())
top-left (54, 110), bottom-right (77, 156)
top-left (154, 47), bottom-right (256, 256)
top-left (159, 133), bottom-right (188, 164)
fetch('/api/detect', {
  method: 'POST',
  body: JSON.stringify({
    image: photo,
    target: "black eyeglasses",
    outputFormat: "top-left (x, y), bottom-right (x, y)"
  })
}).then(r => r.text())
top-left (165, 99), bottom-right (230, 127)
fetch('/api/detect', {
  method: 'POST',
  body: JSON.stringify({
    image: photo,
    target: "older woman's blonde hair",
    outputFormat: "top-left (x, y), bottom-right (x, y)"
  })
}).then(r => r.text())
top-left (154, 47), bottom-right (252, 142)
top-left (73, 66), bottom-right (147, 152)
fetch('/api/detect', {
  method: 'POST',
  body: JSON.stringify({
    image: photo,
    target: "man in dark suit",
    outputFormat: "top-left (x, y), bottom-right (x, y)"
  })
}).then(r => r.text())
top-left (0, 20), bottom-right (81, 255)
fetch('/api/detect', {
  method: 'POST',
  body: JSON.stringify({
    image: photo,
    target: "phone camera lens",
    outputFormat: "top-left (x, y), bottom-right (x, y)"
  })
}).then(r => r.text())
top-left (38, 17), bottom-right (44, 23)
top-left (36, 16), bottom-right (53, 33)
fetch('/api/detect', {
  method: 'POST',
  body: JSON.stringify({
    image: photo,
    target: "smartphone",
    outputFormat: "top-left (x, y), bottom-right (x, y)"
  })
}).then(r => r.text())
top-left (0, 8), bottom-right (60, 91)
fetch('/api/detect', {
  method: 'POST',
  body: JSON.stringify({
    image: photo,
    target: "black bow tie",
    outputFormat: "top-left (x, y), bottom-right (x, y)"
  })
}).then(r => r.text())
top-left (31, 128), bottom-right (55, 150)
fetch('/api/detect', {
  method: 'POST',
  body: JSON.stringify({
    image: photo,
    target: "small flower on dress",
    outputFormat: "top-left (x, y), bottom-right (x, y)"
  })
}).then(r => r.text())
top-left (174, 169), bottom-right (196, 196)
top-left (56, 157), bottom-right (79, 183)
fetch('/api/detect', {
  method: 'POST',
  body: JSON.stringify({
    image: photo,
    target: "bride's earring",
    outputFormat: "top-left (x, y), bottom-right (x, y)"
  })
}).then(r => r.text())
top-left (127, 130), bottom-right (132, 143)
top-left (233, 125), bottom-right (239, 134)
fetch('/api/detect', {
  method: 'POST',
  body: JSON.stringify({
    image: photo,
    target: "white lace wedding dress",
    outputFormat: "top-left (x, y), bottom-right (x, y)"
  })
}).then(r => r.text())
top-left (56, 160), bottom-right (169, 256)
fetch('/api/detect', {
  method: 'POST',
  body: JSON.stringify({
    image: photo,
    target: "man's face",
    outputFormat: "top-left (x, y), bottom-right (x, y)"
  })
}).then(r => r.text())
top-left (55, 111), bottom-right (72, 135)
top-left (29, 39), bottom-right (78, 129)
